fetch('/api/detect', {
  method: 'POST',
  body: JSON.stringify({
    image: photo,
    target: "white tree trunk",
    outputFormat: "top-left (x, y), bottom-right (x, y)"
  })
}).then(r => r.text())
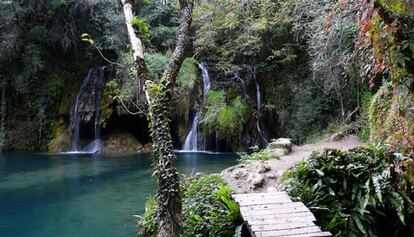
top-left (121, 0), bottom-right (144, 60)
top-left (119, 1), bottom-right (194, 236)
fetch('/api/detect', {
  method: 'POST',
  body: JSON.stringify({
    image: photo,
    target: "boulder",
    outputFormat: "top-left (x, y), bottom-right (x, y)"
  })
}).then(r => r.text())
top-left (267, 138), bottom-right (292, 155)
top-left (101, 131), bottom-right (144, 154)
top-left (247, 173), bottom-right (265, 189)
top-left (258, 164), bottom-right (271, 173)
top-left (142, 143), bottom-right (152, 153)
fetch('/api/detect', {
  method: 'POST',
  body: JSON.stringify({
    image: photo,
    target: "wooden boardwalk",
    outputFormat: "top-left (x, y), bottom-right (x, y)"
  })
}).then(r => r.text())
top-left (233, 192), bottom-right (332, 237)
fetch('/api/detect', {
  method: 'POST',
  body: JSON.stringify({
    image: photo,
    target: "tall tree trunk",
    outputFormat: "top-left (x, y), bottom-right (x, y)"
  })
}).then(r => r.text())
top-left (120, 0), bottom-right (194, 236)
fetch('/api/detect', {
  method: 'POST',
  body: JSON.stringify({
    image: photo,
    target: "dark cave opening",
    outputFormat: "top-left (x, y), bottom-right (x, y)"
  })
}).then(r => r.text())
top-left (102, 113), bottom-right (151, 145)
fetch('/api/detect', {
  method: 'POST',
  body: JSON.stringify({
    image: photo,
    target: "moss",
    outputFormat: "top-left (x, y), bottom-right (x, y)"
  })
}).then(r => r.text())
top-left (48, 117), bottom-right (70, 152)
top-left (369, 83), bottom-right (414, 155)
top-left (58, 78), bottom-right (80, 116)
top-left (202, 90), bottom-right (250, 140)
top-left (358, 88), bottom-right (374, 142)
top-left (238, 148), bottom-right (280, 164)
top-left (100, 86), bottom-right (114, 128)
top-left (379, 0), bottom-right (414, 15)
top-left (175, 58), bottom-right (201, 139)
top-left (369, 83), bottom-right (393, 144)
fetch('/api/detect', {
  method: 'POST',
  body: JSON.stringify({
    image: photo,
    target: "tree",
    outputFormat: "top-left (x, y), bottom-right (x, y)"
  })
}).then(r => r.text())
top-left (120, 0), bottom-right (194, 236)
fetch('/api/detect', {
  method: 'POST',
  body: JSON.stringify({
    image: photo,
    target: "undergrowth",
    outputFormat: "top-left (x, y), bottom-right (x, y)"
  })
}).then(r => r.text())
top-left (238, 148), bottom-right (280, 164)
top-left (284, 146), bottom-right (414, 237)
top-left (138, 175), bottom-right (242, 237)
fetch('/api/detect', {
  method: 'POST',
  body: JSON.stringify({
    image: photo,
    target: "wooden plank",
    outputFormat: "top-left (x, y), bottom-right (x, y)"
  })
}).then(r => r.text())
top-left (234, 195), bottom-right (290, 202)
top-left (242, 207), bottom-right (310, 216)
top-left (232, 192), bottom-right (331, 237)
top-left (240, 201), bottom-right (304, 211)
top-left (248, 216), bottom-right (316, 225)
top-left (284, 232), bottom-right (332, 237)
top-left (236, 197), bottom-right (292, 206)
top-left (232, 191), bottom-right (289, 198)
top-left (240, 203), bottom-right (309, 215)
top-left (256, 226), bottom-right (323, 237)
top-left (233, 193), bottom-right (290, 199)
top-left (233, 192), bottom-right (289, 199)
top-left (242, 208), bottom-right (313, 217)
top-left (250, 221), bottom-right (316, 231)
top-left (245, 211), bottom-right (315, 219)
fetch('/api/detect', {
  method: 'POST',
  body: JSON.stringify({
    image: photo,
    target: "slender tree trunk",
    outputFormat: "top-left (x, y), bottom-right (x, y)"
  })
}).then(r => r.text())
top-left (120, 0), bottom-right (194, 236)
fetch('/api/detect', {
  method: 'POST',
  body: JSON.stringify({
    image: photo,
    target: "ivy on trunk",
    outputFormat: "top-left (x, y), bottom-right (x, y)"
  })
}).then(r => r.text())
top-left (120, 0), bottom-right (194, 236)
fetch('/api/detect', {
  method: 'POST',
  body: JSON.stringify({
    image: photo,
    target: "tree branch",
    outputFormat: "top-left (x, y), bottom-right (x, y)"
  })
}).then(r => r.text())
top-left (161, 0), bottom-right (194, 85)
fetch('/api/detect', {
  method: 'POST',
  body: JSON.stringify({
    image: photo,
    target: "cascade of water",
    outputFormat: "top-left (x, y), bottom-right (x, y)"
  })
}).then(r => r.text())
top-left (233, 72), bottom-right (248, 99)
top-left (199, 63), bottom-right (210, 97)
top-left (250, 67), bottom-right (261, 108)
top-left (70, 69), bottom-right (93, 151)
top-left (69, 67), bottom-right (106, 153)
top-left (183, 112), bottom-right (200, 151)
top-left (182, 63), bottom-right (211, 151)
top-left (89, 66), bottom-right (106, 153)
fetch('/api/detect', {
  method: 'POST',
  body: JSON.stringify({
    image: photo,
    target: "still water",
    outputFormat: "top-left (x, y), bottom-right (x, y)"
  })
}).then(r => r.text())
top-left (0, 152), bottom-right (237, 237)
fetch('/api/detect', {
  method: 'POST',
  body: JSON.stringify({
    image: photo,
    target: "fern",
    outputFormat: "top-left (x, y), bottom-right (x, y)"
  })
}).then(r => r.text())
top-left (284, 147), bottom-right (413, 236)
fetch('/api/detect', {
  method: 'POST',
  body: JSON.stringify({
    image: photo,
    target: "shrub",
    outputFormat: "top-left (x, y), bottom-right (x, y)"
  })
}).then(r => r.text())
top-left (202, 91), bottom-right (250, 140)
top-left (284, 147), bottom-right (414, 237)
top-left (238, 148), bottom-right (280, 164)
top-left (139, 175), bottom-right (242, 237)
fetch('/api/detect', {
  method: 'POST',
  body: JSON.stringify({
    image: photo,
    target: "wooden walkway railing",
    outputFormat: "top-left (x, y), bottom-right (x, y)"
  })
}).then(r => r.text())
top-left (233, 192), bottom-right (332, 237)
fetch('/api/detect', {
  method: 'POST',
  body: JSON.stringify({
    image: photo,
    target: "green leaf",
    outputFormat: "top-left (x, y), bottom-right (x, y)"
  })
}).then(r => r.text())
top-left (328, 187), bottom-right (335, 196)
top-left (353, 216), bottom-right (366, 234)
top-left (81, 33), bottom-right (94, 46)
top-left (371, 176), bottom-right (383, 203)
top-left (316, 169), bottom-right (324, 177)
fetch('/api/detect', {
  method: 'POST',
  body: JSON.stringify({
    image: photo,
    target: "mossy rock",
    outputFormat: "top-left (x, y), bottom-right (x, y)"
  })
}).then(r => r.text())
top-left (369, 83), bottom-right (393, 144)
top-left (48, 117), bottom-right (70, 152)
top-left (369, 83), bottom-right (414, 155)
top-left (268, 138), bottom-right (292, 153)
top-left (101, 131), bottom-right (144, 154)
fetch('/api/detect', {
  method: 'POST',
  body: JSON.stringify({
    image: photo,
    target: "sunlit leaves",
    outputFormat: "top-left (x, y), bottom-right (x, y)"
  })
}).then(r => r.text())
top-left (81, 33), bottom-right (95, 46)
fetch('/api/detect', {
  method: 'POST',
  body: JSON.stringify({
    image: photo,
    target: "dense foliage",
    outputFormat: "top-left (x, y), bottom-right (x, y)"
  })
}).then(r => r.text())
top-left (285, 147), bottom-right (414, 237)
top-left (0, 0), bottom-right (127, 151)
top-left (202, 90), bottom-right (250, 140)
top-left (355, 0), bottom-right (414, 156)
top-left (0, 0), bottom-right (413, 156)
top-left (192, 0), bottom-right (364, 144)
top-left (139, 175), bottom-right (242, 237)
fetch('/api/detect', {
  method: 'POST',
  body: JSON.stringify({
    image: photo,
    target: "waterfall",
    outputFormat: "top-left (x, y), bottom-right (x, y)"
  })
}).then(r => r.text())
top-left (70, 69), bottom-right (93, 151)
top-left (199, 63), bottom-right (210, 97)
top-left (69, 67), bottom-right (106, 153)
top-left (233, 72), bottom-right (248, 99)
top-left (254, 79), bottom-right (261, 108)
top-left (182, 63), bottom-right (211, 151)
top-left (183, 112), bottom-right (200, 151)
top-left (250, 67), bottom-right (261, 108)
top-left (88, 66), bottom-right (106, 153)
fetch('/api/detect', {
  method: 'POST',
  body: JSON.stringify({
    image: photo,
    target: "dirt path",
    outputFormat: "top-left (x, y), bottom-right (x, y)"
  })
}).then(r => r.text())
top-left (221, 135), bottom-right (364, 193)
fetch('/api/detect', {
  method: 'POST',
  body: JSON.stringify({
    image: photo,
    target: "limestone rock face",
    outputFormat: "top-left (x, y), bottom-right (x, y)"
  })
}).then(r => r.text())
top-left (101, 131), bottom-right (144, 154)
top-left (267, 138), bottom-right (292, 155)
top-left (221, 161), bottom-right (280, 192)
